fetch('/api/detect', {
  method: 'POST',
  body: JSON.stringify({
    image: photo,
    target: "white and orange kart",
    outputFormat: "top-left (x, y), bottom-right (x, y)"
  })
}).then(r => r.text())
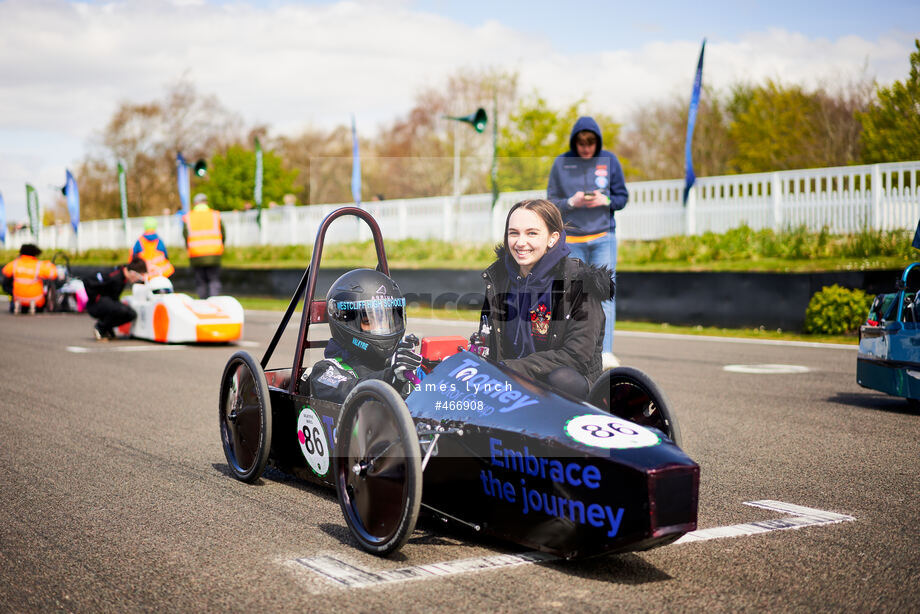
top-left (117, 276), bottom-right (244, 343)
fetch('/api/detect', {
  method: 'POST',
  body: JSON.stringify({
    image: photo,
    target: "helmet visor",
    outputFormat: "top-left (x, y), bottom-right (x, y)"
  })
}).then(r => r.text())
top-left (329, 297), bottom-right (406, 335)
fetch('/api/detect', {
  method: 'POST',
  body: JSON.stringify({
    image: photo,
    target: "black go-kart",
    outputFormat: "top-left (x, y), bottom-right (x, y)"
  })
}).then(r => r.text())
top-left (218, 207), bottom-right (699, 558)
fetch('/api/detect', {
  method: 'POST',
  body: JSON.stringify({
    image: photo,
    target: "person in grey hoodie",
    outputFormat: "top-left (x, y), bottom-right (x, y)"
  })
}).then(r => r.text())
top-left (547, 116), bottom-right (628, 369)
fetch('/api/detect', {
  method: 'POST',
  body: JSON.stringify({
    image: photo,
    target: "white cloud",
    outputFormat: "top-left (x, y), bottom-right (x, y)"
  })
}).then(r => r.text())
top-left (0, 0), bottom-right (915, 220)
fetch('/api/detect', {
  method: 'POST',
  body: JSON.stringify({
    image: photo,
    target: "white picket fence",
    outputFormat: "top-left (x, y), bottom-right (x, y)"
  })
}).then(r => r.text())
top-left (9, 161), bottom-right (920, 251)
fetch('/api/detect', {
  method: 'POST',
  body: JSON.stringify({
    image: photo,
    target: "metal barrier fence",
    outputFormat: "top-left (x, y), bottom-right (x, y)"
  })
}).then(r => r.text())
top-left (8, 161), bottom-right (920, 251)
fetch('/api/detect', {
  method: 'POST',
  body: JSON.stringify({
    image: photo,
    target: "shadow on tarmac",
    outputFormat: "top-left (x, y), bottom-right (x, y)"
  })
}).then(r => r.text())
top-left (827, 392), bottom-right (920, 415)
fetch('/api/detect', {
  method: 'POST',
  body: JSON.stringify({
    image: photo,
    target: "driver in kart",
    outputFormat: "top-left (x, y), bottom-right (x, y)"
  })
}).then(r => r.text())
top-left (300, 269), bottom-right (422, 402)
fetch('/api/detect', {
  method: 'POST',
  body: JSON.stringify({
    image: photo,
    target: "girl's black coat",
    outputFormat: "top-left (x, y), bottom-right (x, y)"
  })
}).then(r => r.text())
top-left (480, 247), bottom-right (615, 385)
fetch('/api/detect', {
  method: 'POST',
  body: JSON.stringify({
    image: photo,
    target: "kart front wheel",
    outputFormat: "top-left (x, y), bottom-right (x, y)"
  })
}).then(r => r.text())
top-left (588, 366), bottom-right (683, 448)
top-left (335, 380), bottom-right (421, 556)
top-left (219, 351), bottom-right (272, 482)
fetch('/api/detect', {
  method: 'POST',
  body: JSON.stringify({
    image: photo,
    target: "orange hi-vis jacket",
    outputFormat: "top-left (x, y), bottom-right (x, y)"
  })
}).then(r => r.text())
top-left (183, 209), bottom-right (224, 258)
top-left (1, 255), bottom-right (57, 307)
top-left (137, 235), bottom-right (175, 278)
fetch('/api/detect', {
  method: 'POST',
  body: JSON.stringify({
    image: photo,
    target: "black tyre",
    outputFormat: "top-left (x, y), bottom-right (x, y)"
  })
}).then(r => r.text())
top-left (219, 351), bottom-right (272, 482)
top-left (334, 380), bottom-right (421, 556)
top-left (588, 366), bottom-right (683, 448)
top-left (45, 285), bottom-right (58, 313)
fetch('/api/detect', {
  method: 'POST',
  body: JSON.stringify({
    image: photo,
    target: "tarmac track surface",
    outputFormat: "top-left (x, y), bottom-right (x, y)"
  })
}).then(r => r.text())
top-left (0, 309), bottom-right (917, 613)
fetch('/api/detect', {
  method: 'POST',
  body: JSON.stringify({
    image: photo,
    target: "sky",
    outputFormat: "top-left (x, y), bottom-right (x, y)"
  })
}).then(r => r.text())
top-left (0, 0), bottom-right (917, 223)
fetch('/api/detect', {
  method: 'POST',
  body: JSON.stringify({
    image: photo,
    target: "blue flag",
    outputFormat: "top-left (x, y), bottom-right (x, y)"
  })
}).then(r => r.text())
top-left (913, 217), bottom-right (920, 250)
top-left (683, 39), bottom-right (706, 205)
top-left (65, 169), bottom-right (80, 234)
top-left (0, 191), bottom-right (5, 244)
top-left (176, 152), bottom-right (190, 215)
top-left (351, 114), bottom-right (361, 205)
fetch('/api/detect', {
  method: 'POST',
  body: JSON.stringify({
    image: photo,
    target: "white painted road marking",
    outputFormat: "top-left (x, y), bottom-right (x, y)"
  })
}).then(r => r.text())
top-left (294, 500), bottom-right (855, 589)
top-left (67, 345), bottom-right (188, 353)
top-left (297, 552), bottom-right (556, 589)
top-left (723, 364), bottom-right (811, 374)
top-left (674, 499), bottom-right (855, 543)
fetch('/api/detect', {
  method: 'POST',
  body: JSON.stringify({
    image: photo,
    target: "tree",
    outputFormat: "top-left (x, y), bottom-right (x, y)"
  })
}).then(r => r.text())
top-left (274, 125), bottom-right (353, 205)
top-left (618, 86), bottom-right (733, 181)
top-left (200, 144), bottom-right (297, 210)
top-left (76, 77), bottom-right (244, 219)
top-left (496, 95), bottom-right (621, 191)
top-left (369, 67), bottom-right (518, 200)
top-left (859, 39), bottom-right (920, 163)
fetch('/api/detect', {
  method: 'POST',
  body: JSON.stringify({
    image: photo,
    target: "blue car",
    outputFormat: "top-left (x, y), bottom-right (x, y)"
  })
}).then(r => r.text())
top-left (857, 262), bottom-right (920, 405)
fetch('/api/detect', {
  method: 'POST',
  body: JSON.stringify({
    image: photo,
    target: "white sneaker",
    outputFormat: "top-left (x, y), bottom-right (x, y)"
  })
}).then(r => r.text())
top-left (602, 352), bottom-right (620, 370)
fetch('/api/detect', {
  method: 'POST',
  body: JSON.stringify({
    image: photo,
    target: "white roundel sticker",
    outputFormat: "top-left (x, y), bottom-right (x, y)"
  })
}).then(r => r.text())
top-left (565, 414), bottom-right (661, 449)
top-left (297, 406), bottom-right (329, 476)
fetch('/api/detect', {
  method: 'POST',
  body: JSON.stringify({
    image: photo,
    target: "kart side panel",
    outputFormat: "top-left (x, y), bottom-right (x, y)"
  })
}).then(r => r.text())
top-left (264, 353), bottom-right (700, 558)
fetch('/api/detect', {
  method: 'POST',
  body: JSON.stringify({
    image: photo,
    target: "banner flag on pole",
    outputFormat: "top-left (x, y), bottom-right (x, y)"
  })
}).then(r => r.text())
top-left (65, 169), bottom-right (80, 234)
top-left (254, 137), bottom-right (263, 227)
top-left (176, 152), bottom-right (190, 215)
top-left (0, 191), bottom-right (6, 245)
top-left (683, 38), bottom-right (706, 205)
top-left (351, 114), bottom-right (361, 205)
top-left (118, 161), bottom-right (129, 237)
top-left (25, 183), bottom-right (39, 239)
top-left (912, 216), bottom-right (920, 250)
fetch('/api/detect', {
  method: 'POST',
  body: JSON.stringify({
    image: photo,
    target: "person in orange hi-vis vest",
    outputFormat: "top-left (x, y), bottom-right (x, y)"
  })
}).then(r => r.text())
top-left (182, 193), bottom-right (225, 299)
top-left (132, 217), bottom-right (175, 279)
top-left (1, 244), bottom-right (58, 314)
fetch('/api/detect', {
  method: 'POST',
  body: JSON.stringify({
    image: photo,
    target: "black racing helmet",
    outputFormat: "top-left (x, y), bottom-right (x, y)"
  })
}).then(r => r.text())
top-left (326, 269), bottom-right (406, 363)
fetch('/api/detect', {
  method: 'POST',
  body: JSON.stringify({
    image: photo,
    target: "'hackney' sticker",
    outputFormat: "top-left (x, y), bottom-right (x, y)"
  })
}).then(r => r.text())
top-left (297, 406), bottom-right (330, 476)
top-left (564, 414), bottom-right (660, 449)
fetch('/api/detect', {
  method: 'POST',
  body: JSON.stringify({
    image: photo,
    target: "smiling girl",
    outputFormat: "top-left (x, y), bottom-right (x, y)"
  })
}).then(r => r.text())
top-left (479, 199), bottom-right (615, 398)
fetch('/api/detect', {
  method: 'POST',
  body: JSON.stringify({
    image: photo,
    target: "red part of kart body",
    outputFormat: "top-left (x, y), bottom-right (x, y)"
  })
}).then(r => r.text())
top-left (219, 206), bottom-right (699, 558)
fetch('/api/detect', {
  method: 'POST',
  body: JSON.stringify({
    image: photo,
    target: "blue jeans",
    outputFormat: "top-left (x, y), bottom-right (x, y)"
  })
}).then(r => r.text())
top-left (566, 231), bottom-right (616, 353)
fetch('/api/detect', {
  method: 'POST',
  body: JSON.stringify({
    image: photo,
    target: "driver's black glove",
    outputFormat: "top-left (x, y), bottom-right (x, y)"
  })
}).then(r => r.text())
top-left (389, 345), bottom-right (422, 382)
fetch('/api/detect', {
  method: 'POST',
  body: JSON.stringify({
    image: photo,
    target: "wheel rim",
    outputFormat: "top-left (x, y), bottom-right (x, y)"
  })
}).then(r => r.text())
top-left (340, 397), bottom-right (410, 543)
top-left (221, 360), bottom-right (264, 474)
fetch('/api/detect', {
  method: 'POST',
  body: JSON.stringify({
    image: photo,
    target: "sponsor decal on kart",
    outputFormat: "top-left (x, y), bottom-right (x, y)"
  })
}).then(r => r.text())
top-left (481, 436), bottom-right (625, 537)
top-left (297, 406), bottom-right (330, 476)
top-left (564, 414), bottom-right (660, 450)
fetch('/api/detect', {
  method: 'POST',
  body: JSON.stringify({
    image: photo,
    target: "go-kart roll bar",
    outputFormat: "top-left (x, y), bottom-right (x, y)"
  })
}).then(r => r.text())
top-left (259, 207), bottom-right (390, 394)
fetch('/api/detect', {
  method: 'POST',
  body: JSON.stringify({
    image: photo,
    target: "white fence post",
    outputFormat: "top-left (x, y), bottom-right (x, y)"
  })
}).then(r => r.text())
top-left (771, 172), bottom-right (782, 231)
top-left (442, 197), bottom-right (454, 241)
top-left (685, 187), bottom-right (697, 236)
top-left (871, 164), bottom-right (882, 231)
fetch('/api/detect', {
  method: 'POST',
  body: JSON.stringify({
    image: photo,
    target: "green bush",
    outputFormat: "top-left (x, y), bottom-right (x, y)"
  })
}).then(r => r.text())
top-left (804, 284), bottom-right (873, 335)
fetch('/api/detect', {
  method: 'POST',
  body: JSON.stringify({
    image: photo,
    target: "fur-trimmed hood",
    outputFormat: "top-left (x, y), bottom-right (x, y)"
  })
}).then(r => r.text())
top-left (487, 245), bottom-right (615, 300)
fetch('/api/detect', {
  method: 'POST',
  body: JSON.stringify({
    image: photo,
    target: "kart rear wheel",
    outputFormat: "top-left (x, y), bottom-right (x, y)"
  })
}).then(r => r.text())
top-left (334, 380), bottom-right (421, 556)
top-left (219, 351), bottom-right (272, 483)
top-left (45, 285), bottom-right (58, 313)
top-left (588, 366), bottom-right (682, 448)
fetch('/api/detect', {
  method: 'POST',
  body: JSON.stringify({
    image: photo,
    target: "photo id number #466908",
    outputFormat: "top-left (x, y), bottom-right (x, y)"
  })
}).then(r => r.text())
top-left (435, 399), bottom-right (484, 411)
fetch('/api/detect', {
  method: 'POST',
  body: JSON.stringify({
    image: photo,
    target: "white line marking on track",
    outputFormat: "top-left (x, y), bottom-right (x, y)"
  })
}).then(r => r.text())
top-left (296, 552), bottom-right (556, 589)
top-left (674, 499), bottom-right (855, 544)
top-left (66, 345), bottom-right (188, 353)
top-left (723, 364), bottom-right (811, 374)
top-left (293, 500), bottom-right (855, 589)
top-left (617, 330), bottom-right (857, 350)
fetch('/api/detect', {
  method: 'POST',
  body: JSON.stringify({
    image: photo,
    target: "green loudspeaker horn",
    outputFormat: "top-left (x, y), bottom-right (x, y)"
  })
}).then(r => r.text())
top-left (449, 108), bottom-right (488, 133)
